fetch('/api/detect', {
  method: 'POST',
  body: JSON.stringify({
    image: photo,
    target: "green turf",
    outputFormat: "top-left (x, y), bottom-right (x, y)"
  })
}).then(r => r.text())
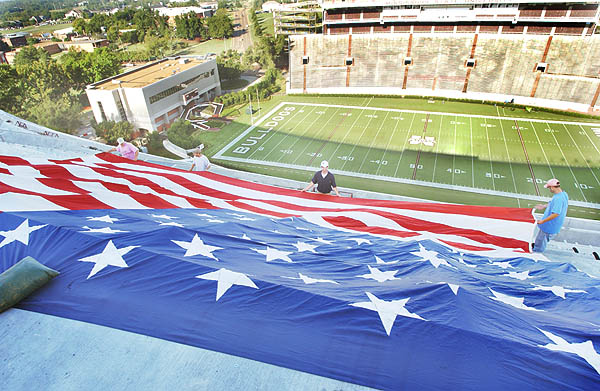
top-left (212, 98), bottom-right (600, 210)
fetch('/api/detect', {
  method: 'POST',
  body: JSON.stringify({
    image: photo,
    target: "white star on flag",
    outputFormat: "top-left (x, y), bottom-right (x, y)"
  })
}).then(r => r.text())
top-left (410, 244), bottom-right (451, 268)
top-left (506, 270), bottom-right (530, 280)
top-left (87, 215), bottom-right (119, 223)
top-left (151, 214), bottom-right (177, 220)
top-left (78, 240), bottom-right (138, 279)
top-left (538, 329), bottom-right (600, 376)
top-left (252, 246), bottom-right (293, 263)
top-left (294, 273), bottom-right (338, 285)
top-left (348, 238), bottom-right (371, 245)
top-left (293, 241), bottom-right (317, 253)
top-left (313, 237), bottom-right (333, 245)
top-left (80, 226), bottom-right (128, 234)
top-left (443, 282), bottom-right (460, 295)
top-left (489, 288), bottom-right (542, 312)
top-left (207, 219), bottom-right (225, 223)
top-left (172, 234), bottom-right (223, 259)
top-left (375, 255), bottom-right (398, 265)
top-left (491, 261), bottom-right (514, 269)
top-left (351, 292), bottom-right (425, 336)
top-left (195, 213), bottom-right (213, 218)
top-left (457, 257), bottom-right (477, 268)
top-left (358, 265), bottom-right (400, 283)
top-left (532, 285), bottom-right (587, 299)
top-left (196, 268), bottom-right (258, 301)
top-left (0, 219), bottom-right (46, 249)
top-left (156, 221), bottom-right (184, 227)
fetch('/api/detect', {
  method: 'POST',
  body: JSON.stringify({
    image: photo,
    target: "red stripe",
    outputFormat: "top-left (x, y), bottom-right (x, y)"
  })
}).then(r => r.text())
top-left (323, 216), bottom-right (421, 238)
top-left (227, 200), bottom-right (297, 218)
top-left (438, 239), bottom-right (494, 252)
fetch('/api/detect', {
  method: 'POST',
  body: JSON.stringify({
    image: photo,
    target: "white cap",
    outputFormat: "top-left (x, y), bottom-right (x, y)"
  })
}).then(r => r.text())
top-left (198, 143), bottom-right (204, 150)
top-left (117, 137), bottom-right (125, 144)
top-left (320, 160), bottom-right (329, 168)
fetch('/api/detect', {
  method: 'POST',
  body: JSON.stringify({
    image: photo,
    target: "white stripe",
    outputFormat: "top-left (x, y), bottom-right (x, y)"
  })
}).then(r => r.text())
top-left (0, 173), bottom-right (74, 196)
top-left (72, 181), bottom-right (148, 209)
top-left (0, 193), bottom-right (66, 211)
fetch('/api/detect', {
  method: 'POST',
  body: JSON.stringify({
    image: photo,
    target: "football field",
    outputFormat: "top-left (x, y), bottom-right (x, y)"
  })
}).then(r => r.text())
top-left (214, 102), bottom-right (600, 206)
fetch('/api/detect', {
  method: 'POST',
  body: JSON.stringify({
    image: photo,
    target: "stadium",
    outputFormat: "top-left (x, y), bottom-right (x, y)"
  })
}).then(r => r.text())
top-left (1, 0), bottom-right (600, 390)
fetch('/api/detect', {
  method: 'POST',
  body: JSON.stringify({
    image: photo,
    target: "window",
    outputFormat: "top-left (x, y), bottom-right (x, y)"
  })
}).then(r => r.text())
top-left (116, 96), bottom-right (127, 121)
top-left (466, 58), bottom-right (476, 68)
top-left (345, 57), bottom-right (354, 66)
top-left (302, 56), bottom-right (309, 65)
top-left (97, 101), bottom-right (107, 122)
top-left (404, 57), bottom-right (412, 66)
top-left (536, 62), bottom-right (547, 73)
top-left (148, 71), bottom-right (214, 105)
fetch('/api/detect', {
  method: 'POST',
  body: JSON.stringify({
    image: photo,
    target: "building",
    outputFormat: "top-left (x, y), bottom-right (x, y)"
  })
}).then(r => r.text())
top-left (86, 57), bottom-right (221, 132)
top-left (61, 39), bottom-right (109, 52)
top-left (155, 6), bottom-right (215, 26)
top-left (2, 32), bottom-right (29, 48)
top-left (65, 9), bottom-right (84, 19)
top-left (321, 0), bottom-right (600, 36)
top-left (273, 1), bottom-right (323, 35)
top-left (53, 27), bottom-right (76, 41)
top-left (262, 1), bottom-right (282, 13)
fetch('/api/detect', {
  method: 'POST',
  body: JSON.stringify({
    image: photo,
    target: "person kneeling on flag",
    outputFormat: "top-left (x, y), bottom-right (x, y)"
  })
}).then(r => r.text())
top-left (109, 137), bottom-right (139, 161)
top-left (301, 160), bottom-right (340, 196)
top-left (533, 178), bottom-right (568, 252)
top-left (190, 144), bottom-right (211, 172)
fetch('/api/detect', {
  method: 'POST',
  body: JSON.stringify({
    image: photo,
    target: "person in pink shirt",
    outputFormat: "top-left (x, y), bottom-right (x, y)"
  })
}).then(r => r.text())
top-left (109, 137), bottom-right (139, 160)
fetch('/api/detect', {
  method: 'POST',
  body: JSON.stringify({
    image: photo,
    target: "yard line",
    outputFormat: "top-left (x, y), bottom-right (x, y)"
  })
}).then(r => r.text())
top-left (431, 114), bottom-right (443, 183)
top-left (564, 124), bottom-right (600, 186)
top-left (496, 106), bottom-right (519, 195)
top-left (393, 113), bottom-right (417, 178)
top-left (483, 117), bottom-right (496, 190)
top-left (357, 111), bottom-right (390, 173)
top-left (330, 107), bottom-right (376, 171)
top-left (376, 111), bottom-right (402, 176)
top-left (578, 124), bottom-right (600, 156)
top-left (292, 107), bottom-right (343, 165)
top-left (248, 104), bottom-right (307, 160)
top-left (514, 120), bottom-right (540, 196)
top-left (529, 121), bottom-right (557, 179)
top-left (265, 105), bottom-right (322, 163)
top-left (412, 114), bottom-right (430, 181)
top-left (545, 122), bottom-right (588, 202)
top-left (469, 116), bottom-right (474, 188)
top-left (452, 115), bottom-right (457, 185)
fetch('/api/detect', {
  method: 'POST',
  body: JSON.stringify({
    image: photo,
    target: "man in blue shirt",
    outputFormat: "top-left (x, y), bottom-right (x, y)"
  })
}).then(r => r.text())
top-left (533, 178), bottom-right (568, 252)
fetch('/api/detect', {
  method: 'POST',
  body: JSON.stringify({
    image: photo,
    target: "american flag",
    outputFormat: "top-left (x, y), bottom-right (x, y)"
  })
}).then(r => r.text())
top-left (0, 153), bottom-right (598, 390)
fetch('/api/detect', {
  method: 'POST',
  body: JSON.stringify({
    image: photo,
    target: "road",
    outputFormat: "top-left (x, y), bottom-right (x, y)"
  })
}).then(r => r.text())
top-left (231, 8), bottom-right (252, 53)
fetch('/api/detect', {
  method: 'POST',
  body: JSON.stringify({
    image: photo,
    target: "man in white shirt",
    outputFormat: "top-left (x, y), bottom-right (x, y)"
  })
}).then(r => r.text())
top-left (301, 160), bottom-right (340, 196)
top-left (189, 145), bottom-right (211, 172)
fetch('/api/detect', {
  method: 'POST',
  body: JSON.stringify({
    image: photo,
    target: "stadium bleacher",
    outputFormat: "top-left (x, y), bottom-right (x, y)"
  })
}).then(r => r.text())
top-left (289, 33), bottom-right (600, 109)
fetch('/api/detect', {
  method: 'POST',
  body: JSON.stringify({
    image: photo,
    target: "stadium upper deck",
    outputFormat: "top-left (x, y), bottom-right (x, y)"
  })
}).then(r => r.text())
top-left (321, 0), bottom-right (600, 36)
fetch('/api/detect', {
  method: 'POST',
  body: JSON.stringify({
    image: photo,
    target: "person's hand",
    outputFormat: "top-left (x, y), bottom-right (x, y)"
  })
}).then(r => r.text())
top-left (537, 220), bottom-right (543, 225)
top-left (534, 204), bottom-right (546, 210)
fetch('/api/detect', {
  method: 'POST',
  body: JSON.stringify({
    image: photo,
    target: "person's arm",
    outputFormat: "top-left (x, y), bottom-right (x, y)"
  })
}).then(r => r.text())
top-left (302, 182), bottom-right (315, 192)
top-left (108, 147), bottom-right (117, 153)
top-left (134, 149), bottom-right (139, 161)
top-left (534, 203), bottom-right (548, 210)
top-left (537, 213), bottom-right (559, 225)
top-left (332, 187), bottom-right (340, 196)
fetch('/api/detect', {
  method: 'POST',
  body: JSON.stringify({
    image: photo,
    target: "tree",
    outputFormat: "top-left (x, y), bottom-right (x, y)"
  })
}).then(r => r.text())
top-left (94, 120), bottom-right (134, 145)
top-left (175, 12), bottom-right (205, 40)
top-left (87, 47), bottom-right (121, 82)
top-left (167, 119), bottom-right (202, 150)
top-left (72, 18), bottom-right (87, 35)
top-left (206, 9), bottom-right (234, 39)
top-left (144, 34), bottom-right (169, 58)
top-left (0, 64), bottom-right (23, 115)
top-left (217, 50), bottom-right (243, 80)
top-left (13, 46), bottom-right (50, 67)
top-left (26, 93), bottom-right (82, 134)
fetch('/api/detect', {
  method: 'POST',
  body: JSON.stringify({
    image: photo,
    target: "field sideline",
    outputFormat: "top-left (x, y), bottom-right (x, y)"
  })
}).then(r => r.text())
top-left (214, 101), bottom-right (600, 209)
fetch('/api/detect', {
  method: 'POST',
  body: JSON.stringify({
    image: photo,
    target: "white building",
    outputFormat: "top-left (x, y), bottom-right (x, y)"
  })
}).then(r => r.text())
top-left (155, 6), bottom-right (215, 25)
top-left (86, 57), bottom-right (221, 132)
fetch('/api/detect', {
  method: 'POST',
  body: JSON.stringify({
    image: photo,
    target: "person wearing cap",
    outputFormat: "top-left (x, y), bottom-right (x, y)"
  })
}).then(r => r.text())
top-left (190, 144), bottom-right (211, 172)
top-left (532, 178), bottom-right (568, 252)
top-left (301, 160), bottom-right (340, 196)
top-left (109, 137), bottom-right (139, 161)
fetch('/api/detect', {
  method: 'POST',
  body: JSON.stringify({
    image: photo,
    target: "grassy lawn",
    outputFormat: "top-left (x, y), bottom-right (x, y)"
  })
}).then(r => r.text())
top-left (0, 22), bottom-right (72, 35)
top-left (197, 94), bottom-right (600, 219)
top-left (221, 78), bottom-right (250, 90)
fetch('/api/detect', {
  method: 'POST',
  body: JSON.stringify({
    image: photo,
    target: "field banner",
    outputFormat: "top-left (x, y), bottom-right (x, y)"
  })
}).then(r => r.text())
top-left (0, 153), bottom-right (598, 390)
